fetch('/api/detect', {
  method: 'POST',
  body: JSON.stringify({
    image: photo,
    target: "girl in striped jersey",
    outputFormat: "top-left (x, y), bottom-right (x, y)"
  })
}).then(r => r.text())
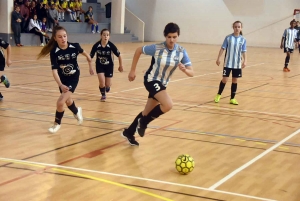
top-left (121, 23), bottom-right (194, 146)
top-left (214, 21), bottom-right (247, 105)
top-left (280, 20), bottom-right (299, 72)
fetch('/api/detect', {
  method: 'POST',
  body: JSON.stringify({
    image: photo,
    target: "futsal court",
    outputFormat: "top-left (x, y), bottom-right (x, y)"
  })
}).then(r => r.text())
top-left (0, 42), bottom-right (299, 201)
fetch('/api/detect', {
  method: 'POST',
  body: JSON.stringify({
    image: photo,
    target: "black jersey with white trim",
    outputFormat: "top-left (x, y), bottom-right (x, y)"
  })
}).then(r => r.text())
top-left (90, 40), bottom-right (120, 67)
top-left (0, 39), bottom-right (9, 63)
top-left (50, 42), bottom-right (83, 79)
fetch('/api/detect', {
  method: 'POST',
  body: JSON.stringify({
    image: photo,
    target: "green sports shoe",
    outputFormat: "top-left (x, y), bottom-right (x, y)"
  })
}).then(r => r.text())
top-left (214, 94), bottom-right (221, 103)
top-left (230, 99), bottom-right (239, 105)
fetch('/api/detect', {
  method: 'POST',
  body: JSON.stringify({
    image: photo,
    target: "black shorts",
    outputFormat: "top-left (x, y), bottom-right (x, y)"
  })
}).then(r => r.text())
top-left (284, 48), bottom-right (294, 53)
top-left (0, 56), bottom-right (5, 71)
top-left (144, 80), bottom-right (166, 100)
top-left (223, 67), bottom-right (242, 78)
top-left (59, 79), bottom-right (79, 93)
top-left (96, 63), bottom-right (114, 77)
top-left (85, 19), bottom-right (89, 23)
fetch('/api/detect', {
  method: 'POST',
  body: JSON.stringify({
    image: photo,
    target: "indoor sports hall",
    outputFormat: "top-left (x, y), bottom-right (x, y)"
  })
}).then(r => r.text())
top-left (0, 0), bottom-right (299, 200)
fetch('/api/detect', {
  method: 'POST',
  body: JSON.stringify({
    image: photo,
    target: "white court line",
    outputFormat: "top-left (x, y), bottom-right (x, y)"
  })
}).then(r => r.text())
top-left (0, 157), bottom-right (276, 201)
top-left (209, 128), bottom-right (300, 190)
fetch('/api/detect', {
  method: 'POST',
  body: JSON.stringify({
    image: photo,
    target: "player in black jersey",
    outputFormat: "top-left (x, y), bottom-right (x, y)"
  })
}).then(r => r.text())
top-left (38, 26), bottom-right (93, 133)
top-left (0, 39), bottom-right (12, 100)
top-left (90, 29), bottom-right (123, 101)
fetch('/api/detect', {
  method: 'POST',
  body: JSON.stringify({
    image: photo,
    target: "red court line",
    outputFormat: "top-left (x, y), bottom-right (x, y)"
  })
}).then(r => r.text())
top-left (0, 120), bottom-right (182, 186)
top-left (58, 120), bottom-right (183, 166)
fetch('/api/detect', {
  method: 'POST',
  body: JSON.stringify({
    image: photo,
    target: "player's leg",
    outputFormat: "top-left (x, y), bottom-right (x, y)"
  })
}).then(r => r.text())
top-left (214, 67), bottom-right (230, 103)
top-left (104, 66), bottom-right (114, 93)
top-left (49, 90), bottom-right (72, 133)
top-left (65, 82), bottom-right (83, 124)
top-left (136, 81), bottom-right (170, 137)
top-left (283, 49), bottom-right (291, 72)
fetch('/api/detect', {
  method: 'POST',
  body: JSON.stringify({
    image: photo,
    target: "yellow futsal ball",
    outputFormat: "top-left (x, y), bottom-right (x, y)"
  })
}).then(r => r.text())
top-left (175, 154), bottom-right (195, 175)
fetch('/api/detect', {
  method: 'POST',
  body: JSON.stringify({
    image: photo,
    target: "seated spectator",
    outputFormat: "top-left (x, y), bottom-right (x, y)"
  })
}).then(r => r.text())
top-left (48, 3), bottom-right (59, 29)
top-left (39, 17), bottom-right (50, 44)
top-left (60, 0), bottom-right (72, 21)
top-left (74, 0), bottom-right (84, 22)
top-left (51, 0), bottom-right (64, 21)
top-left (85, 6), bottom-right (99, 33)
top-left (69, 0), bottom-right (78, 22)
top-left (28, 14), bottom-right (47, 46)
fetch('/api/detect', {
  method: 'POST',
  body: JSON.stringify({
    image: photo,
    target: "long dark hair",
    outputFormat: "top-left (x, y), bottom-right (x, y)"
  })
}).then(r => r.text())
top-left (233, 21), bottom-right (243, 35)
top-left (37, 26), bottom-right (67, 59)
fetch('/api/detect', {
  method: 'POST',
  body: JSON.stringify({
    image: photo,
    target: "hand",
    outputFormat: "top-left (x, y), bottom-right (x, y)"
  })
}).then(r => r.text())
top-left (128, 70), bottom-right (136, 82)
top-left (280, 44), bottom-right (283, 49)
top-left (60, 84), bottom-right (69, 93)
top-left (242, 62), bottom-right (246, 68)
top-left (216, 60), bottom-right (221, 66)
top-left (118, 66), bottom-right (123, 72)
top-left (89, 68), bottom-right (94, 75)
top-left (6, 60), bottom-right (12, 67)
top-left (178, 63), bottom-right (186, 72)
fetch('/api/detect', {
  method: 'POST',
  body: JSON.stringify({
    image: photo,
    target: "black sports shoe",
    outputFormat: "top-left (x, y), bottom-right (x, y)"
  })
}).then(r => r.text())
top-left (121, 129), bottom-right (139, 146)
top-left (0, 75), bottom-right (10, 88)
top-left (0, 92), bottom-right (3, 101)
top-left (136, 118), bottom-right (147, 137)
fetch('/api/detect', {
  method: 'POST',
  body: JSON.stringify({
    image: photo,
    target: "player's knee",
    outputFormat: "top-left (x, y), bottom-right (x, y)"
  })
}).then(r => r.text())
top-left (56, 99), bottom-right (65, 108)
top-left (222, 78), bottom-right (228, 83)
top-left (162, 101), bottom-right (173, 112)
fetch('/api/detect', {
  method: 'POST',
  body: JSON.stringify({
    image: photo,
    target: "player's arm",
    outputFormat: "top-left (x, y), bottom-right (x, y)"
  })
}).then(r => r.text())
top-left (128, 46), bottom-right (143, 81)
top-left (80, 50), bottom-right (94, 75)
top-left (242, 52), bottom-right (247, 68)
top-left (281, 30), bottom-right (286, 49)
top-left (217, 37), bottom-right (227, 66)
top-left (216, 48), bottom-right (224, 66)
top-left (110, 42), bottom-right (123, 72)
top-left (117, 54), bottom-right (123, 72)
top-left (6, 44), bottom-right (12, 67)
top-left (179, 50), bottom-right (193, 77)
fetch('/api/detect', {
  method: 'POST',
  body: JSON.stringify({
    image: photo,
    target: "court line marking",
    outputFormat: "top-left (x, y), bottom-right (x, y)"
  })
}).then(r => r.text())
top-left (2, 106), bottom-right (300, 149)
top-left (209, 128), bottom-right (300, 190)
top-left (0, 159), bottom-right (173, 201)
top-left (11, 85), bottom-right (299, 119)
top-left (0, 157), bottom-right (276, 201)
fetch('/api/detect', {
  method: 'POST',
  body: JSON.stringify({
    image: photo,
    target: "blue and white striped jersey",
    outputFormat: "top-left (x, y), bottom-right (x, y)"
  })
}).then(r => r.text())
top-left (143, 42), bottom-right (191, 86)
top-left (283, 28), bottom-right (298, 49)
top-left (222, 34), bottom-right (247, 69)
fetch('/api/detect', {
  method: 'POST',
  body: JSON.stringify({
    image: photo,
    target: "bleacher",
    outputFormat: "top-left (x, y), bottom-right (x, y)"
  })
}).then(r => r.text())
top-left (19, 2), bottom-right (138, 46)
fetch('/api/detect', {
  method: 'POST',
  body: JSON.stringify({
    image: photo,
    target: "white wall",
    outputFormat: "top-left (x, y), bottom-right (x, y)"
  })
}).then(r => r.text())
top-left (0, 0), bottom-right (14, 34)
top-left (125, 0), bottom-right (300, 47)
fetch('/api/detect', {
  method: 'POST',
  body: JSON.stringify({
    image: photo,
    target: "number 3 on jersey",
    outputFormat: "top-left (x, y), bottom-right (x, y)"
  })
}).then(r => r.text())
top-left (153, 83), bottom-right (161, 91)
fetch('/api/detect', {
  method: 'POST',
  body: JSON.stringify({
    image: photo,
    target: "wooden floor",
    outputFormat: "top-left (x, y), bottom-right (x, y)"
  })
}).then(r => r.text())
top-left (0, 43), bottom-right (299, 201)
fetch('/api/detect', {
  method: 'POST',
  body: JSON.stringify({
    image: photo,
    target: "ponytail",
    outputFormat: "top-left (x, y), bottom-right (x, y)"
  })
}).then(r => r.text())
top-left (37, 26), bottom-right (67, 59)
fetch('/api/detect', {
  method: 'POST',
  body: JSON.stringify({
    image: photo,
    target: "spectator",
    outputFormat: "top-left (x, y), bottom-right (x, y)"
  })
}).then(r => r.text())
top-left (29, 0), bottom-right (38, 19)
top-left (11, 6), bottom-right (23, 47)
top-left (69, 0), bottom-right (78, 22)
top-left (40, 17), bottom-right (50, 44)
top-left (61, 0), bottom-right (73, 22)
top-left (85, 6), bottom-right (99, 33)
top-left (53, 0), bottom-right (65, 21)
top-left (48, 3), bottom-right (59, 29)
top-left (28, 14), bottom-right (46, 46)
top-left (20, 0), bottom-right (30, 32)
